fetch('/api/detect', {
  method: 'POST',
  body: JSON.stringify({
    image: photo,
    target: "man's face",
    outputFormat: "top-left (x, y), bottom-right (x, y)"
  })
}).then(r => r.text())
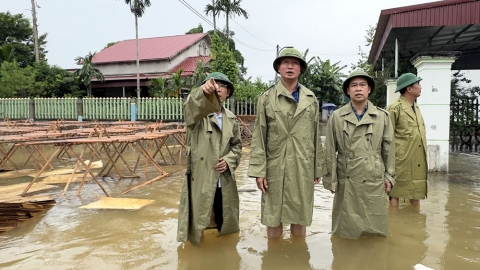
top-left (278, 57), bottom-right (301, 80)
top-left (347, 77), bottom-right (371, 103)
top-left (408, 81), bottom-right (422, 98)
top-left (215, 81), bottom-right (231, 102)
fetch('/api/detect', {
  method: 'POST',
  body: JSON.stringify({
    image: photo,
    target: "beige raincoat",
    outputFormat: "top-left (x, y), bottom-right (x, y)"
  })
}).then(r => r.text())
top-left (248, 82), bottom-right (326, 227)
top-left (177, 87), bottom-right (242, 247)
top-left (387, 95), bottom-right (427, 199)
top-left (323, 101), bottom-right (396, 238)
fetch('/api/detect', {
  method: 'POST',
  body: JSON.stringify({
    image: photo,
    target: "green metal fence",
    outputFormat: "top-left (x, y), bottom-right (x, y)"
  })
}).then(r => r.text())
top-left (83, 97), bottom-right (131, 120)
top-left (137, 97), bottom-right (184, 121)
top-left (0, 98), bottom-right (29, 120)
top-left (0, 97), bottom-right (257, 121)
top-left (34, 98), bottom-right (77, 120)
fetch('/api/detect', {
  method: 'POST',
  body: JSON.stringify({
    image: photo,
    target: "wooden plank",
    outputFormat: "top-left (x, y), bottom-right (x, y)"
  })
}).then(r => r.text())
top-left (0, 169), bottom-right (36, 179)
top-left (79, 197), bottom-right (155, 210)
top-left (0, 184), bottom-right (57, 201)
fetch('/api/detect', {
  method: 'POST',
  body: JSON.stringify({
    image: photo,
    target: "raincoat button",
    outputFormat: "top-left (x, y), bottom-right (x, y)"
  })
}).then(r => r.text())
top-left (347, 176), bottom-right (350, 179)
top-left (417, 164), bottom-right (420, 167)
top-left (364, 157), bottom-right (368, 160)
top-left (366, 138), bottom-right (370, 141)
top-left (419, 145), bottom-right (421, 147)
top-left (200, 157), bottom-right (204, 160)
top-left (363, 180), bottom-right (366, 183)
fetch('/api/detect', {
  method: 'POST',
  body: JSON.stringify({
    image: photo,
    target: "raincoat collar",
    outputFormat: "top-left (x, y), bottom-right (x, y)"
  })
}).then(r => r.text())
top-left (399, 95), bottom-right (417, 120)
top-left (340, 101), bottom-right (379, 126)
top-left (275, 80), bottom-right (316, 117)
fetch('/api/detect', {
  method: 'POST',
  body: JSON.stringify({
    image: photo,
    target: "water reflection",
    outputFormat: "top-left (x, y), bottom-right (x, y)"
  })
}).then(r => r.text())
top-left (261, 237), bottom-right (311, 270)
top-left (177, 233), bottom-right (241, 270)
top-left (0, 150), bottom-right (480, 269)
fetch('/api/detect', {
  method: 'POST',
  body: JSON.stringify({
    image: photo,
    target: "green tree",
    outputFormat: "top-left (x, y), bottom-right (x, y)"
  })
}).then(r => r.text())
top-left (189, 60), bottom-right (208, 89)
top-left (103, 41), bottom-right (118, 50)
top-left (206, 30), bottom-right (246, 74)
top-left (186, 24), bottom-right (203, 34)
top-left (166, 68), bottom-right (188, 97)
top-left (0, 44), bottom-right (15, 64)
top-left (0, 12), bottom-right (47, 67)
top-left (210, 34), bottom-right (238, 88)
top-left (74, 52), bottom-right (104, 96)
top-left (300, 52), bottom-right (346, 106)
top-left (124, 0), bottom-right (152, 98)
top-left (32, 61), bottom-right (83, 97)
top-left (147, 76), bottom-right (167, 97)
top-left (205, 0), bottom-right (221, 34)
top-left (217, 0), bottom-right (249, 44)
top-left (235, 77), bottom-right (266, 101)
top-left (0, 60), bottom-right (37, 98)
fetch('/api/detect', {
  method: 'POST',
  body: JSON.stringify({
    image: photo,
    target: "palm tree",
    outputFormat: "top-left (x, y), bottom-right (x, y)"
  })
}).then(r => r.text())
top-left (124, 0), bottom-right (152, 98)
top-left (74, 52), bottom-right (104, 96)
top-left (0, 44), bottom-right (15, 64)
top-left (205, 0), bottom-right (221, 34)
top-left (166, 69), bottom-right (188, 97)
top-left (147, 76), bottom-right (167, 97)
top-left (217, 0), bottom-right (249, 44)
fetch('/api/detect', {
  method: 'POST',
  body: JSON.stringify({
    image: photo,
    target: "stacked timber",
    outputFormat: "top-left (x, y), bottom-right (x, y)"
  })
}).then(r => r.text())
top-left (0, 182), bottom-right (57, 233)
top-left (0, 195), bottom-right (56, 232)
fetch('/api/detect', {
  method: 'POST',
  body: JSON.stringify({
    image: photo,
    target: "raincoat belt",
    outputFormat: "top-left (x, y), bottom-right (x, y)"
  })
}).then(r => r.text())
top-left (337, 150), bottom-right (381, 159)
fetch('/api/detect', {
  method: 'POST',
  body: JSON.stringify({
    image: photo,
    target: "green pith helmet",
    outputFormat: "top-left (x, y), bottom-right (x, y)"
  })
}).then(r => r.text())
top-left (273, 47), bottom-right (307, 74)
top-left (202, 72), bottom-right (234, 98)
top-left (342, 70), bottom-right (375, 97)
top-left (395, 73), bottom-right (422, 93)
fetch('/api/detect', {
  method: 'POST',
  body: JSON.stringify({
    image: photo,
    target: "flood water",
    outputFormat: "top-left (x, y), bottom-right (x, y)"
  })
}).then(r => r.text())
top-left (0, 146), bottom-right (479, 270)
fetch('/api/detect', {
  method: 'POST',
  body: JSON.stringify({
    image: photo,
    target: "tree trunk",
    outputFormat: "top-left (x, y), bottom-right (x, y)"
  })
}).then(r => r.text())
top-left (212, 0), bottom-right (216, 34)
top-left (226, 11), bottom-right (230, 48)
top-left (30, 0), bottom-right (40, 62)
top-left (135, 14), bottom-right (140, 98)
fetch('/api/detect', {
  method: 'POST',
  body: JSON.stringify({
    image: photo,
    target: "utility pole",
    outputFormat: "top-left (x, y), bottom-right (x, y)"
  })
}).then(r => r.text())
top-left (30, 0), bottom-right (40, 62)
top-left (274, 44), bottom-right (279, 84)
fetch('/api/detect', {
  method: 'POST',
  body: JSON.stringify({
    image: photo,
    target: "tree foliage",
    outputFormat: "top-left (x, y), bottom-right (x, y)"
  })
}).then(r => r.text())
top-left (186, 24), bottom-right (203, 34)
top-left (235, 77), bottom-right (267, 101)
top-left (300, 50), bottom-right (347, 106)
top-left (124, 0), bottom-right (152, 98)
top-left (216, 0), bottom-right (249, 44)
top-left (0, 12), bottom-right (48, 68)
top-left (210, 34), bottom-right (239, 88)
top-left (0, 60), bottom-right (37, 98)
top-left (74, 52), bottom-right (104, 96)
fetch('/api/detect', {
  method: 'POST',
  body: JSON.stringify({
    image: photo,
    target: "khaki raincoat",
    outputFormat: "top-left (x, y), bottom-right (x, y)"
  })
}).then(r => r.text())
top-left (387, 95), bottom-right (427, 199)
top-left (177, 87), bottom-right (242, 247)
top-left (248, 82), bottom-right (327, 227)
top-left (323, 101), bottom-right (396, 239)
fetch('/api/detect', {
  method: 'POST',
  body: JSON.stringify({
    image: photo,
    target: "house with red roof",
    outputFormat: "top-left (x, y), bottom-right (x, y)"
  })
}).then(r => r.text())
top-left (90, 33), bottom-right (211, 97)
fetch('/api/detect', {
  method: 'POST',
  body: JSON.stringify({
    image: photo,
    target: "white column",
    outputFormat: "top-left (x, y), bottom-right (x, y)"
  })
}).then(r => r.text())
top-left (385, 79), bottom-right (398, 106)
top-left (412, 55), bottom-right (457, 172)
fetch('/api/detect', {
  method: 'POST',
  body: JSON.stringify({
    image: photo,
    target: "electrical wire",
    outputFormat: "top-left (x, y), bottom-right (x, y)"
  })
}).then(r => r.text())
top-left (178, 0), bottom-right (275, 52)
top-left (231, 18), bottom-right (275, 47)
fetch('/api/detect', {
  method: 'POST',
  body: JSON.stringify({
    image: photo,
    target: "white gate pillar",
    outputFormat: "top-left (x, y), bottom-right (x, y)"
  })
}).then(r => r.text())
top-left (411, 53), bottom-right (459, 172)
top-left (385, 78), bottom-right (398, 106)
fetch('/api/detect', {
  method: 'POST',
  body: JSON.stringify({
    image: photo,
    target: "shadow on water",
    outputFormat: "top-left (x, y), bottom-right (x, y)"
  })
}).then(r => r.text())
top-left (0, 147), bottom-right (479, 269)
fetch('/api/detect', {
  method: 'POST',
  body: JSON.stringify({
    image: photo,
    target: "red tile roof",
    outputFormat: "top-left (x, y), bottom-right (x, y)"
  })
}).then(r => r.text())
top-left (92, 33), bottom-right (209, 64)
top-left (170, 56), bottom-right (211, 76)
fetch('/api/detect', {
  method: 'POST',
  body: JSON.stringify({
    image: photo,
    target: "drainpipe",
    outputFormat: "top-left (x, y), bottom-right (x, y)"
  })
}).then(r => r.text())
top-left (130, 97), bottom-right (137, 122)
top-left (395, 38), bottom-right (399, 78)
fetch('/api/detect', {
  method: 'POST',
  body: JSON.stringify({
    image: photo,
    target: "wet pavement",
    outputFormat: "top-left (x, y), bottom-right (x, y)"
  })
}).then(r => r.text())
top-left (0, 148), bottom-right (479, 270)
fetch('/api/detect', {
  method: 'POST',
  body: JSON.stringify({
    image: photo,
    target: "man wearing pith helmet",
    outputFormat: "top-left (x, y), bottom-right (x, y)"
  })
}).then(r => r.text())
top-left (323, 70), bottom-right (396, 239)
top-left (177, 72), bottom-right (242, 246)
top-left (387, 73), bottom-right (427, 208)
top-left (248, 47), bottom-right (327, 238)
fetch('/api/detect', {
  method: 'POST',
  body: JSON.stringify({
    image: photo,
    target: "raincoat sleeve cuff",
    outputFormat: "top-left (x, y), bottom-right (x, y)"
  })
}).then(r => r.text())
top-left (384, 173), bottom-right (395, 187)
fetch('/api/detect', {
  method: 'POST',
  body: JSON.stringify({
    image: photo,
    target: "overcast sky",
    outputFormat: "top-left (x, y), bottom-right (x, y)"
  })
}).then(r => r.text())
top-left (2, 0), bottom-right (478, 85)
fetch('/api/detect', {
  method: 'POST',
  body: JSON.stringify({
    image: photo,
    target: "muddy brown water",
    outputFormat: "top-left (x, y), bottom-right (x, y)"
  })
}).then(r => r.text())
top-left (0, 147), bottom-right (479, 270)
